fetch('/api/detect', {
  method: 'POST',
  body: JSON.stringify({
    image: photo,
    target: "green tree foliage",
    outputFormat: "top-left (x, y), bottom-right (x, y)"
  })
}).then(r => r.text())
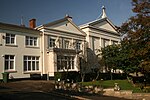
top-left (118, 41), bottom-right (140, 74)
top-left (101, 43), bottom-right (141, 75)
top-left (101, 44), bottom-right (121, 79)
top-left (100, 0), bottom-right (150, 77)
top-left (120, 0), bottom-right (150, 72)
top-left (102, 44), bottom-right (120, 70)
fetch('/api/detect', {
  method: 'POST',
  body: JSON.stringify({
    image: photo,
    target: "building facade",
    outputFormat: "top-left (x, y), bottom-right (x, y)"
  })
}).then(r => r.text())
top-left (0, 6), bottom-right (120, 80)
top-left (80, 6), bottom-right (120, 53)
top-left (36, 16), bottom-right (86, 77)
top-left (79, 6), bottom-right (120, 72)
top-left (0, 21), bottom-right (41, 79)
top-left (0, 16), bottom-right (86, 79)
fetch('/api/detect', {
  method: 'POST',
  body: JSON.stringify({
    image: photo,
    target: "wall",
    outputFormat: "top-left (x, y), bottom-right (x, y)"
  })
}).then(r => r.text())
top-left (0, 29), bottom-right (41, 79)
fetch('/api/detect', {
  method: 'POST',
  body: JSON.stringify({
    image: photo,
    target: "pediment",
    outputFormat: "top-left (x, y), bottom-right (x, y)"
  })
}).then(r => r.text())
top-left (44, 18), bottom-right (85, 36)
top-left (90, 19), bottom-right (118, 33)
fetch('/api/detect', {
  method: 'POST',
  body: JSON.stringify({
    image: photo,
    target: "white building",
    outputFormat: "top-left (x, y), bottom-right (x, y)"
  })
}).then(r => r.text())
top-left (0, 20), bottom-right (41, 79)
top-left (0, 6), bottom-right (121, 80)
top-left (79, 6), bottom-right (120, 72)
top-left (0, 16), bottom-right (86, 80)
top-left (80, 6), bottom-right (120, 52)
top-left (35, 15), bottom-right (86, 78)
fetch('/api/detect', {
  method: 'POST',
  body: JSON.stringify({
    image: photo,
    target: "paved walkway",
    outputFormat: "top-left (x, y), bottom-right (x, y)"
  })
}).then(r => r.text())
top-left (0, 80), bottom-right (129, 100)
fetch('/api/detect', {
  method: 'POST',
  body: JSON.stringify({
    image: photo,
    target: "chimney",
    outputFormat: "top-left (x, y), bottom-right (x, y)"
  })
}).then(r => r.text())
top-left (29, 19), bottom-right (36, 28)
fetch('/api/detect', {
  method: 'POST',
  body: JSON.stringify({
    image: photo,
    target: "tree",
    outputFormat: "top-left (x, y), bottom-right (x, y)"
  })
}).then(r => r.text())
top-left (118, 41), bottom-right (140, 74)
top-left (120, 0), bottom-right (150, 73)
top-left (101, 44), bottom-right (121, 80)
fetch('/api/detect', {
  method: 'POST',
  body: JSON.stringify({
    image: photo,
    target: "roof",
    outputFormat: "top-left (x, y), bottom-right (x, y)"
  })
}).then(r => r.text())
top-left (79, 17), bottom-right (117, 31)
top-left (36, 16), bottom-right (86, 36)
top-left (79, 6), bottom-right (119, 34)
top-left (0, 22), bottom-right (40, 33)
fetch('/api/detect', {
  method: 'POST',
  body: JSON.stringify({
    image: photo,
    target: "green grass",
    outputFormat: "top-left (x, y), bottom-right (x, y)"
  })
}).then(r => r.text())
top-left (81, 80), bottom-right (143, 93)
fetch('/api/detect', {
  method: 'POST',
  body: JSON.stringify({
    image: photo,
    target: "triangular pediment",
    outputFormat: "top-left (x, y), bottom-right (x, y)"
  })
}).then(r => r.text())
top-left (43, 18), bottom-right (86, 36)
top-left (90, 19), bottom-right (117, 33)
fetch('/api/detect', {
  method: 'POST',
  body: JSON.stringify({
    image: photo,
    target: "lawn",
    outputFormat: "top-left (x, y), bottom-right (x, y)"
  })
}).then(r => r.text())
top-left (81, 80), bottom-right (143, 93)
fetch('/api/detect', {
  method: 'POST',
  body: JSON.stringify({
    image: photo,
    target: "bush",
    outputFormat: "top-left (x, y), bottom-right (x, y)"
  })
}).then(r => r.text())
top-left (54, 71), bottom-right (81, 82)
top-left (54, 72), bottom-right (62, 81)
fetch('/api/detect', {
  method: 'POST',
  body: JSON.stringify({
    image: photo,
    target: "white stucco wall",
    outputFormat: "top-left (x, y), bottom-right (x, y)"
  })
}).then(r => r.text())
top-left (0, 29), bottom-right (41, 79)
top-left (84, 27), bottom-right (120, 53)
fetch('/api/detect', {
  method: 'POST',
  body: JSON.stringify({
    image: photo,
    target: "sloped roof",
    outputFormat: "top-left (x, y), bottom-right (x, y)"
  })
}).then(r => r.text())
top-left (0, 22), bottom-right (40, 33)
top-left (36, 16), bottom-right (86, 36)
top-left (79, 17), bottom-right (117, 31)
top-left (79, 6), bottom-right (120, 35)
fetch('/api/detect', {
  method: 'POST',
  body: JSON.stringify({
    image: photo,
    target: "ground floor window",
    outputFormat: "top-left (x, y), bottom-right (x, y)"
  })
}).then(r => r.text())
top-left (5, 55), bottom-right (15, 71)
top-left (57, 55), bottom-right (75, 70)
top-left (24, 56), bottom-right (39, 72)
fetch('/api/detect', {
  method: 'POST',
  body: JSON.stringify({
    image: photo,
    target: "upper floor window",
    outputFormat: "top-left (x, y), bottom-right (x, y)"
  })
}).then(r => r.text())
top-left (64, 40), bottom-right (69, 49)
top-left (5, 55), bottom-right (15, 71)
top-left (76, 41), bottom-right (81, 50)
top-left (26, 36), bottom-right (37, 47)
top-left (101, 39), bottom-right (109, 48)
top-left (49, 38), bottom-right (55, 48)
top-left (6, 33), bottom-right (15, 44)
top-left (112, 41), bottom-right (118, 45)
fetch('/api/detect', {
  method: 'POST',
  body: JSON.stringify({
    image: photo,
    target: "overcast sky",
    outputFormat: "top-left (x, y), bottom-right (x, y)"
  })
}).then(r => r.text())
top-left (0, 0), bottom-right (135, 27)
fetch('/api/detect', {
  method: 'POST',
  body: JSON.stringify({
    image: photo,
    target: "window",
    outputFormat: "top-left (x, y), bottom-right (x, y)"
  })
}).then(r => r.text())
top-left (24, 56), bottom-right (39, 72)
top-left (57, 55), bottom-right (74, 70)
top-left (64, 40), bottom-right (69, 49)
top-left (5, 55), bottom-right (15, 71)
top-left (49, 38), bottom-right (55, 48)
top-left (26, 36), bottom-right (37, 46)
top-left (6, 33), bottom-right (15, 44)
top-left (76, 41), bottom-right (81, 50)
top-left (101, 39), bottom-right (109, 48)
top-left (112, 41), bottom-right (118, 45)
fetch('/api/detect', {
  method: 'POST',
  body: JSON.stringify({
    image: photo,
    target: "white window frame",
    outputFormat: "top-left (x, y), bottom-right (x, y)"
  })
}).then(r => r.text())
top-left (5, 33), bottom-right (15, 45)
top-left (4, 55), bottom-right (15, 71)
top-left (101, 38), bottom-right (109, 48)
top-left (76, 40), bottom-right (81, 50)
top-left (112, 40), bottom-right (118, 45)
top-left (49, 37), bottom-right (55, 48)
top-left (64, 40), bottom-right (69, 49)
top-left (23, 56), bottom-right (39, 72)
top-left (57, 55), bottom-right (75, 71)
top-left (25, 36), bottom-right (38, 47)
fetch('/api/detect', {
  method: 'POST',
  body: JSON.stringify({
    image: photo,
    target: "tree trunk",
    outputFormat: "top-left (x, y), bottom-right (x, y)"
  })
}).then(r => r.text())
top-left (95, 71), bottom-right (100, 80)
top-left (81, 74), bottom-right (85, 82)
top-left (110, 72), bottom-right (113, 80)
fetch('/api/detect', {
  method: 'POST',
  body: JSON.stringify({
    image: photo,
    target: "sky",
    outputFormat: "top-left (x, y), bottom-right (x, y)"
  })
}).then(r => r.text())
top-left (0, 0), bottom-right (135, 27)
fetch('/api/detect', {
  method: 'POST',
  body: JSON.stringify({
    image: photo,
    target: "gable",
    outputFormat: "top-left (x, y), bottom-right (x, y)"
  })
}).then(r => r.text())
top-left (92, 20), bottom-right (117, 33)
top-left (45, 20), bottom-right (85, 36)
